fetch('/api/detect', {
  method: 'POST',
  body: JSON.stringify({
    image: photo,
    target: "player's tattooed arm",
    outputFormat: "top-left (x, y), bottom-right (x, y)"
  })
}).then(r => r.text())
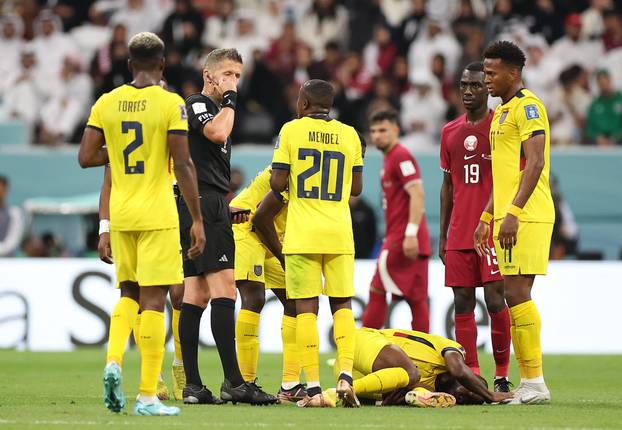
top-left (439, 172), bottom-right (453, 264)
top-left (78, 127), bottom-right (108, 167)
top-left (444, 351), bottom-right (512, 403)
top-left (498, 133), bottom-right (546, 249)
top-left (253, 191), bottom-right (286, 269)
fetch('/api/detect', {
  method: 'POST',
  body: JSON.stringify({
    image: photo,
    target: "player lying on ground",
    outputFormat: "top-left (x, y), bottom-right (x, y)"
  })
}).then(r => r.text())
top-left (98, 163), bottom-right (187, 401)
top-left (79, 32), bottom-right (205, 416)
top-left (324, 328), bottom-right (513, 407)
top-left (439, 62), bottom-right (511, 392)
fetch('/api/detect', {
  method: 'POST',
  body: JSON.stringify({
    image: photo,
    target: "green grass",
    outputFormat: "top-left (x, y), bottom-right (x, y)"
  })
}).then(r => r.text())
top-left (0, 349), bottom-right (621, 429)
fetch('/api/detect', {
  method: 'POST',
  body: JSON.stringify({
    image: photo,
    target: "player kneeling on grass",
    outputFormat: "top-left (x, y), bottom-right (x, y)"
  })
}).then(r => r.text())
top-left (323, 328), bottom-right (513, 407)
top-left (230, 166), bottom-right (305, 403)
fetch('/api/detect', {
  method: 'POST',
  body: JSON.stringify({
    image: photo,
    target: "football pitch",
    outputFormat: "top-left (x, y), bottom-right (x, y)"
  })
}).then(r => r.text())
top-left (1, 349), bottom-right (621, 430)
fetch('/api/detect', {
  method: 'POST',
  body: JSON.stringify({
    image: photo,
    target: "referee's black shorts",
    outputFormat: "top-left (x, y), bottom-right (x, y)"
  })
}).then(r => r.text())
top-left (179, 190), bottom-right (235, 277)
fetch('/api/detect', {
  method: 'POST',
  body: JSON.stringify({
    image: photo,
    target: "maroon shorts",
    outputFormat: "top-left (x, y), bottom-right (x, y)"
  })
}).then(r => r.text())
top-left (370, 245), bottom-right (429, 301)
top-left (444, 248), bottom-right (503, 287)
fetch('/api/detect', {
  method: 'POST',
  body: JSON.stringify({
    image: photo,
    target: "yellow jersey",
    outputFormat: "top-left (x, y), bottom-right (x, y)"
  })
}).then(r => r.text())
top-left (489, 88), bottom-right (554, 223)
top-left (272, 116), bottom-right (364, 254)
top-left (230, 166), bottom-right (288, 245)
top-left (380, 329), bottom-right (465, 389)
top-left (87, 84), bottom-right (188, 231)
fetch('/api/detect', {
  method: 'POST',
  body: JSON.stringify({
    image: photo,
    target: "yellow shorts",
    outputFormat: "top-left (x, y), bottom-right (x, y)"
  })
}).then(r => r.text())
top-left (493, 221), bottom-right (553, 276)
top-left (110, 228), bottom-right (183, 287)
top-left (285, 253), bottom-right (355, 299)
top-left (353, 328), bottom-right (391, 375)
top-left (234, 231), bottom-right (285, 289)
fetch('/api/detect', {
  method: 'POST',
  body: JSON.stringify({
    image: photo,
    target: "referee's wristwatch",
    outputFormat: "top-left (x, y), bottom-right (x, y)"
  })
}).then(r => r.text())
top-left (221, 90), bottom-right (237, 110)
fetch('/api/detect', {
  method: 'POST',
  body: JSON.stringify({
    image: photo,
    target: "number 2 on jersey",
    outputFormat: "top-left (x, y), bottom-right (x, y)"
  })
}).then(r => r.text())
top-left (297, 149), bottom-right (345, 201)
top-left (122, 121), bottom-right (144, 174)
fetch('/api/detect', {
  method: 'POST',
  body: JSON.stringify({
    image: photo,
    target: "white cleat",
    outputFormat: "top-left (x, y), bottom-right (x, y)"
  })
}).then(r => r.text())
top-left (505, 382), bottom-right (551, 405)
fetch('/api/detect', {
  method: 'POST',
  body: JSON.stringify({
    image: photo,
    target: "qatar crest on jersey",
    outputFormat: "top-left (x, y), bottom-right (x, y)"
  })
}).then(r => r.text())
top-left (463, 135), bottom-right (478, 151)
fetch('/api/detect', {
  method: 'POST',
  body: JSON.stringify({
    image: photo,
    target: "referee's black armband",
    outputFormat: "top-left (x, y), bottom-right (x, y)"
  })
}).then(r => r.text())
top-left (221, 91), bottom-right (237, 110)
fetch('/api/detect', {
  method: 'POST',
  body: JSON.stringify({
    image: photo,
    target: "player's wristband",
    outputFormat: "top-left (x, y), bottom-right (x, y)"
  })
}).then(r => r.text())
top-left (221, 90), bottom-right (237, 110)
top-left (479, 211), bottom-right (493, 224)
top-left (99, 219), bottom-right (110, 235)
top-left (405, 223), bottom-right (419, 237)
top-left (507, 204), bottom-right (522, 217)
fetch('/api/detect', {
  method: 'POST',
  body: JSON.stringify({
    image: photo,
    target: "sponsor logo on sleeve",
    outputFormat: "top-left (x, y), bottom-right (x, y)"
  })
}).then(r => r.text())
top-left (524, 104), bottom-right (540, 120)
top-left (399, 160), bottom-right (416, 177)
top-left (274, 135), bottom-right (280, 149)
top-left (192, 102), bottom-right (207, 114)
top-left (180, 105), bottom-right (187, 119)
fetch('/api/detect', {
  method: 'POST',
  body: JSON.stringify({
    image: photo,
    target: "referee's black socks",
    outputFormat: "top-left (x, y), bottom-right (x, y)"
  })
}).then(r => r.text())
top-left (179, 302), bottom-right (205, 387)
top-left (211, 298), bottom-right (245, 387)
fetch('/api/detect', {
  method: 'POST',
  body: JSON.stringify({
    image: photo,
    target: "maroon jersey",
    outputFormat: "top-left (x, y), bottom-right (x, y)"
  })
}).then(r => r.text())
top-left (440, 111), bottom-right (494, 250)
top-left (381, 143), bottom-right (431, 257)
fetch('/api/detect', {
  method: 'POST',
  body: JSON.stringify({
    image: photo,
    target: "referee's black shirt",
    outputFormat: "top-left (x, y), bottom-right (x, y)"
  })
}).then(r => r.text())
top-left (185, 93), bottom-right (232, 194)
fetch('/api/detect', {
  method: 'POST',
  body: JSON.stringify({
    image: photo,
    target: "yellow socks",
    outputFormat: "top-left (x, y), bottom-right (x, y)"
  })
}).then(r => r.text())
top-left (510, 300), bottom-right (543, 380)
top-left (172, 308), bottom-right (183, 364)
top-left (138, 310), bottom-right (166, 396)
top-left (235, 309), bottom-right (261, 382)
top-left (281, 315), bottom-right (300, 387)
top-left (297, 313), bottom-right (320, 386)
top-left (353, 367), bottom-right (410, 395)
top-left (333, 308), bottom-right (355, 376)
top-left (106, 297), bottom-right (139, 365)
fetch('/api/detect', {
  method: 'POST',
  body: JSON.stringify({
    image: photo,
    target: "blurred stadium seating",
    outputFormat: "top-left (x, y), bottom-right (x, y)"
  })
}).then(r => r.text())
top-left (0, 0), bottom-right (621, 259)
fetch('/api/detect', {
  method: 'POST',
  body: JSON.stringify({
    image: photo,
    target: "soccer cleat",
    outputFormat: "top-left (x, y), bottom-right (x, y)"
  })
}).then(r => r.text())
top-left (182, 384), bottom-right (224, 405)
top-left (171, 363), bottom-right (186, 401)
top-left (505, 382), bottom-right (551, 405)
top-left (220, 379), bottom-right (279, 405)
top-left (134, 398), bottom-right (180, 416)
top-left (277, 384), bottom-right (307, 403)
top-left (103, 362), bottom-right (125, 413)
top-left (405, 389), bottom-right (456, 408)
top-left (157, 377), bottom-right (170, 401)
top-left (494, 377), bottom-right (512, 393)
top-left (296, 393), bottom-right (332, 408)
top-left (336, 379), bottom-right (360, 408)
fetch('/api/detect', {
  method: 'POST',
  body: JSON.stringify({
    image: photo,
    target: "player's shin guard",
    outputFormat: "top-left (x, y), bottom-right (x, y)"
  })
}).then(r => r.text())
top-left (281, 315), bottom-right (301, 386)
top-left (138, 310), bottom-right (165, 396)
top-left (353, 368), bottom-right (410, 395)
top-left (362, 290), bottom-right (387, 329)
top-left (408, 298), bottom-right (430, 333)
top-left (106, 297), bottom-right (139, 365)
top-left (171, 308), bottom-right (182, 363)
top-left (510, 300), bottom-right (543, 380)
top-left (235, 309), bottom-right (260, 382)
top-left (489, 307), bottom-right (511, 378)
top-left (333, 308), bottom-right (355, 376)
top-left (454, 312), bottom-right (480, 374)
top-left (296, 313), bottom-right (320, 390)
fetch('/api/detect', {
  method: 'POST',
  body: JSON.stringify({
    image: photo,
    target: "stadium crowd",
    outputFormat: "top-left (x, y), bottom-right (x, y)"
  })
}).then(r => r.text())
top-left (1, 0), bottom-right (622, 147)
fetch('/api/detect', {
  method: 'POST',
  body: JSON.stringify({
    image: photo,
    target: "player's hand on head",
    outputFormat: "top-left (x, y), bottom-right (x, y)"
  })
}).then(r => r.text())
top-left (98, 232), bottom-right (113, 264)
top-left (498, 214), bottom-right (518, 249)
top-left (403, 235), bottom-right (419, 260)
top-left (188, 221), bottom-right (206, 259)
top-left (473, 221), bottom-right (491, 256)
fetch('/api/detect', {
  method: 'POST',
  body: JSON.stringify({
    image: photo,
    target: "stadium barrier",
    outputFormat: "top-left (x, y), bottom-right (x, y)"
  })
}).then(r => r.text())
top-left (1, 259), bottom-right (621, 354)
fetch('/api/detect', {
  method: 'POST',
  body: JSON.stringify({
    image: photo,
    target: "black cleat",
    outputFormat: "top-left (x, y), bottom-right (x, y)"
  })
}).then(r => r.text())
top-left (277, 384), bottom-right (307, 403)
top-left (182, 384), bottom-right (224, 404)
top-left (220, 379), bottom-right (279, 405)
top-left (494, 377), bottom-right (513, 393)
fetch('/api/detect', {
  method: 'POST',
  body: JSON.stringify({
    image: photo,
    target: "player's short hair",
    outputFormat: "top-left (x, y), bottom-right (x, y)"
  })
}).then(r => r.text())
top-left (465, 61), bottom-right (484, 73)
top-left (369, 109), bottom-right (399, 125)
top-left (128, 32), bottom-right (164, 63)
top-left (302, 79), bottom-right (334, 109)
top-left (483, 40), bottom-right (526, 69)
top-left (204, 48), bottom-right (243, 70)
top-left (0, 175), bottom-right (8, 187)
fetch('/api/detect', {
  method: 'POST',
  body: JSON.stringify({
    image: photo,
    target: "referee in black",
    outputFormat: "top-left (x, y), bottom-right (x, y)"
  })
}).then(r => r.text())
top-left (178, 48), bottom-right (276, 405)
